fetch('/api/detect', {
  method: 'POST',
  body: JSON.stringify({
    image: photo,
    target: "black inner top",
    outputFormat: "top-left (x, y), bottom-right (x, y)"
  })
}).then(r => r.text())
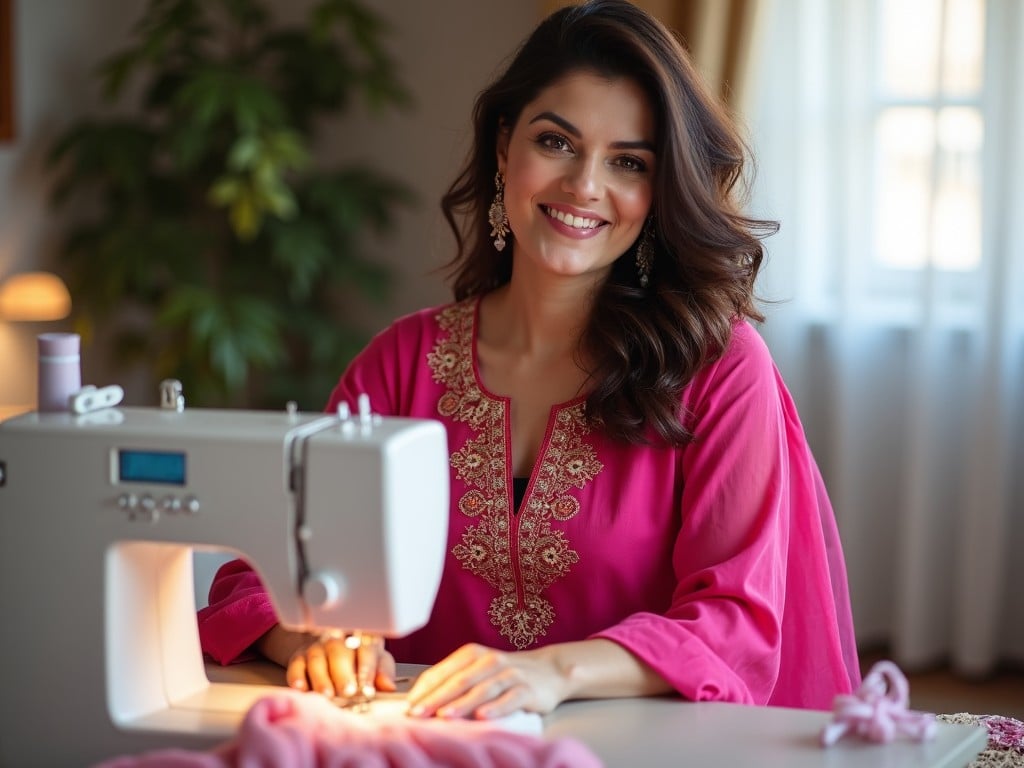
top-left (512, 476), bottom-right (529, 514)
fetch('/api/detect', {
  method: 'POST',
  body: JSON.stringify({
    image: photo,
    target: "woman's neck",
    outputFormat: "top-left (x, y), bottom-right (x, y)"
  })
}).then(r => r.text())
top-left (480, 274), bottom-right (595, 359)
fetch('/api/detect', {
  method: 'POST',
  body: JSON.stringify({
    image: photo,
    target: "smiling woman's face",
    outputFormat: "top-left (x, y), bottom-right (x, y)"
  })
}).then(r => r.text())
top-left (496, 69), bottom-right (657, 286)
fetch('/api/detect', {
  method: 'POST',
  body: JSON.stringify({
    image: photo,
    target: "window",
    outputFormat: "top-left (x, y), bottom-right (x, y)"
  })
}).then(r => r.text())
top-left (872, 0), bottom-right (985, 272)
top-left (750, 0), bottom-right (1024, 326)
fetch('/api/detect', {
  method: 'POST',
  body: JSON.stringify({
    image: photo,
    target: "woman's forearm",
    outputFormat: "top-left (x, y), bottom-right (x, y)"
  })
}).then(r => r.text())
top-left (536, 637), bottom-right (673, 702)
top-left (254, 624), bottom-right (314, 668)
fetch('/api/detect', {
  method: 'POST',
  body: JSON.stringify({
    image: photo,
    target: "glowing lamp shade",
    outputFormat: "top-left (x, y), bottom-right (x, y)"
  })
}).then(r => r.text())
top-left (0, 272), bottom-right (72, 321)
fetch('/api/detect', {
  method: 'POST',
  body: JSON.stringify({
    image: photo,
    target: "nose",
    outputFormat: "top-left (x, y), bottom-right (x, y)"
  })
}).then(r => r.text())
top-left (562, 155), bottom-right (602, 200)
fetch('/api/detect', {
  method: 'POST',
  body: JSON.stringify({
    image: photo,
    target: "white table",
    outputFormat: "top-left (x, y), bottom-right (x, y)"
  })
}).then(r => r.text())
top-left (208, 662), bottom-right (987, 767)
top-left (546, 697), bottom-right (987, 767)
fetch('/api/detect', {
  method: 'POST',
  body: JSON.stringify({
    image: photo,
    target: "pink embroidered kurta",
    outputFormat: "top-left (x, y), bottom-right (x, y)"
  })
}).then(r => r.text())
top-left (199, 299), bottom-right (860, 710)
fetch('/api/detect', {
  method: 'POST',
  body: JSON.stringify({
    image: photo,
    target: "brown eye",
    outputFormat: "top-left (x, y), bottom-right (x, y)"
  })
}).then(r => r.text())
top-left (537, 132), bottom-right (572, 153)
top-left (615, 155), bottom-right (647, 173)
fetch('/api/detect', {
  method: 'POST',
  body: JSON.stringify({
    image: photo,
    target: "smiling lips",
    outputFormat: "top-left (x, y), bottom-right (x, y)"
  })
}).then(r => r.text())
top-left (542, 205), bottom-right (607, 235)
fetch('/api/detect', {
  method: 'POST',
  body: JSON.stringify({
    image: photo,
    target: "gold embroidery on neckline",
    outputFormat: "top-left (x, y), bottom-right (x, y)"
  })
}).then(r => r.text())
top-left (428, 301), bottom-right (603, 649)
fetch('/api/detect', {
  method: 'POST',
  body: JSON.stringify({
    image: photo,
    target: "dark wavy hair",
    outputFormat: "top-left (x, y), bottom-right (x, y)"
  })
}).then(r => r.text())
top-left (441, 0), bottom-right (778, 446)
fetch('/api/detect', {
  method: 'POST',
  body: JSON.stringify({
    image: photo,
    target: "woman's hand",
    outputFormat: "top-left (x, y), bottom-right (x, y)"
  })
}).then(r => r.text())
top-left (405, 643), bottom-right (569, 720)
top-left (256, 625), bottom-right (396, 699)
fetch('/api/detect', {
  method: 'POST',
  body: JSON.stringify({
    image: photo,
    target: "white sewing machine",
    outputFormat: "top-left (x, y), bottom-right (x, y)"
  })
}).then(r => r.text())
top-left (0, 396), bottom-right (449, 767)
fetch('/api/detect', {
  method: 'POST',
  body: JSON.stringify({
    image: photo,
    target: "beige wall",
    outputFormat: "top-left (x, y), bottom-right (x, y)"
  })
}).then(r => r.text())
top-left (0, 0), bottom-right (537, 409)
top-left (326, 0), bottom-right (539, 328)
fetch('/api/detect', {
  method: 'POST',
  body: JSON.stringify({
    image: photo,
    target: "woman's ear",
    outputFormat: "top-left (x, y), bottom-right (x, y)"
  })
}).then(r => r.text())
top-left (496, 121), bottom-right (511, 174)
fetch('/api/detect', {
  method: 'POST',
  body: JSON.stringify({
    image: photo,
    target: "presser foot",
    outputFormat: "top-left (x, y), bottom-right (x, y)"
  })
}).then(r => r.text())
top-left (333, 693), bottom-right (373, 714)
top-left (317, 629), bottom-right (390, 713)
top-left (331, 686), bottom-right (410, 714)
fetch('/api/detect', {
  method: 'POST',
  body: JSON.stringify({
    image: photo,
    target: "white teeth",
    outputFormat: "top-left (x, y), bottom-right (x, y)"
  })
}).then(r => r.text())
top-left (545, 206), bottom-right (601, 230)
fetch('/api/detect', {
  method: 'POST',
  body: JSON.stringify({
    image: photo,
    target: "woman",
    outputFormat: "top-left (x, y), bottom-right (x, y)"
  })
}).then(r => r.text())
top-left (199, 0), bottom-right (860, 719)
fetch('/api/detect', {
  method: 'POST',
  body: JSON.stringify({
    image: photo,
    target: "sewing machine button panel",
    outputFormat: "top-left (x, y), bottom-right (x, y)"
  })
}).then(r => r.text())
top-left (116, 491), bottom-right (198, 520)
top-left (136, 494), bottom-right (158, 522)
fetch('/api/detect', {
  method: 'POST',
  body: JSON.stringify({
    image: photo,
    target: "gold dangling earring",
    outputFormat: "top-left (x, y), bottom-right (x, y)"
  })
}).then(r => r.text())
top-left (636, 217), bottom-right (654, 288)
top-left (488, 171), bottom-right (510, 252)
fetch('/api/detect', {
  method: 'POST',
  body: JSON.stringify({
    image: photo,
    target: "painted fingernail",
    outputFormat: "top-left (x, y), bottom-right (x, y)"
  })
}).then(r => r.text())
top-left (362, 685), bottom-right (376, 699)
top-left (321, 687), bottom-right (335, 697)
top-left (408, 704), bottom-right (425, 717)
top-left (291, 680), bottom-right (308, 691)
top-left (344, 682), bottom-right (358, 697)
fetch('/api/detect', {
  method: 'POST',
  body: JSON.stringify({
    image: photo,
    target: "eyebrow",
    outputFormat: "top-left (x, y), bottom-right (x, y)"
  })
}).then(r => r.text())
top-left (528, 111), bottom-right (656, 153)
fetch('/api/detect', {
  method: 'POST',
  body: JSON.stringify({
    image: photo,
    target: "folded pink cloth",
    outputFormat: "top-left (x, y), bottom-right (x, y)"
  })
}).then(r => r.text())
top-left (94, 692), bottom-right (603, 768)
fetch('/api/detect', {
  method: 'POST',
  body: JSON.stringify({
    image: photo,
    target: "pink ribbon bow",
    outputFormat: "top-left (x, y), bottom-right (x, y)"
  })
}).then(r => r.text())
top-left (821, 660), bottom-right (938, 747)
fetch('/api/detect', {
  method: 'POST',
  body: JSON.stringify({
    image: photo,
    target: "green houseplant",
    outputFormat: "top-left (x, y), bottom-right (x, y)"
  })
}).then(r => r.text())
top-left (48, 0), bottom-right (412, 408)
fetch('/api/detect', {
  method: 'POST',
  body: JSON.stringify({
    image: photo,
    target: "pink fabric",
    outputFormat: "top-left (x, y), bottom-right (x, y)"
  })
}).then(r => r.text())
top-left (979, 715), bottom-right (1024, 752)
top-left (198, 558), bottom-right (277, 665)
top-left (93, 691), bottom-right (601, 767)
top-left (821, 660), bottom-right (937, 746)
top-left (199, 299), bottom-right (860, 709)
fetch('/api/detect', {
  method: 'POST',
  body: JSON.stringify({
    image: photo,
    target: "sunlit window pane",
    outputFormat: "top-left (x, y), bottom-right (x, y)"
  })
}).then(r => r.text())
top-left (933, 108), bottom-right (982, 270)
top-left (942, 0), bottom-right (986, 95)
top-left (873, 0), bottom-right (984, 274)
top-left (873, 106), bottom-right (983, 272)
top-left (880, 0), bottom-right (941, 97)
top-left (874, 109), bottom-right (934, 270)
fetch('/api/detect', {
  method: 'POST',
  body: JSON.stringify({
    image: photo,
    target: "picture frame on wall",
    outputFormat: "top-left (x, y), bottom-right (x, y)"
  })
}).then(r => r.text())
top-left (0, 0), bottom-right (13, 142)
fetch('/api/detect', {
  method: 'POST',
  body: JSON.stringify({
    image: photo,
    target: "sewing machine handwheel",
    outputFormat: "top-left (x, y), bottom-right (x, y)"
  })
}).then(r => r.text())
top-left (304, 571), bottom-right (346, 609)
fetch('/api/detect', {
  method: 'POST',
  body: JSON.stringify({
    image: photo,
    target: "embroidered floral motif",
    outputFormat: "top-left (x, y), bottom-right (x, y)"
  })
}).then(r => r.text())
top-left (430, 301), bottom-right (603, 649)
top-left (550, 496), bottom-right (580, 521)
top-left (458, 489), bottom-right (489, 517)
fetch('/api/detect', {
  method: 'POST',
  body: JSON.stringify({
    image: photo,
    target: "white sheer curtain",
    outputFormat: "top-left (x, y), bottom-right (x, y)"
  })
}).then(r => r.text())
top-left (746, 0), bottom-right (1024, 676)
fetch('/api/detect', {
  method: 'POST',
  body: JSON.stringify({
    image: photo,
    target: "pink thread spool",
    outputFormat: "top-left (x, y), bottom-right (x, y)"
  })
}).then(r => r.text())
top-left (37, 333), bottom-right (81, 413)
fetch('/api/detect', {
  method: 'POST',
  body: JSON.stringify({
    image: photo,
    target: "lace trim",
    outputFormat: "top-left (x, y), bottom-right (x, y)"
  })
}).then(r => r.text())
top-left (937, 713), bottom-right (1024, 767)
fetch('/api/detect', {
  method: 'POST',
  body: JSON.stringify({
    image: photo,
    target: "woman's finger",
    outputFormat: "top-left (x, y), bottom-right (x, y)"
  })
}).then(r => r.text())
top-left (286, 653), bottom-right (309, 691)
top-left (435, 667), bottom-right (521, 719)
top-left (323, 635), bottom-right (358, 698)
top-left (408, 646), bottom-right (506, 717)
top-left (407, 643), bottom-right (485, 705)
top-left (302, 641), bottom-right (335, 697)
top-left (473, 684), bottom-right (529, 720)
top-left (375, 650), bottom-right (397, 692)
top-left (473, 684), bottom-right (532, 724)
top-left (355, 634), bottom-right (384, 696)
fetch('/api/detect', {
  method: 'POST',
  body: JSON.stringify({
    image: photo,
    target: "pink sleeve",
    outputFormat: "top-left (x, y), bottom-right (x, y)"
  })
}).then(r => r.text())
top-left (198, 325), bottom-right (407, 666)
top-left (197, 559), bottom-right (278, 665)
top-left (593, 323), bottom-right (809, 704)
top-left (325, 320), bottom-right (406, 417)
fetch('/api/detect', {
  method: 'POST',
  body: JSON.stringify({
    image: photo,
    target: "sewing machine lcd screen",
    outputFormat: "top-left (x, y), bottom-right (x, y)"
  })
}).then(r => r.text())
top-left (117, 450), bottom-right (186, 485)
